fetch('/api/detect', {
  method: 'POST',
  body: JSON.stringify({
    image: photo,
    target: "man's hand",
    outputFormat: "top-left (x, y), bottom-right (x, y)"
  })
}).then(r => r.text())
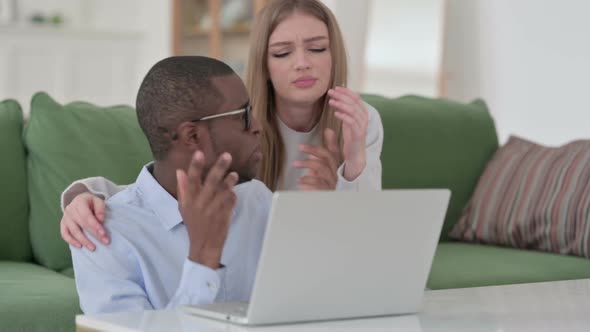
top-left (176, 151), bottom-right (239, 269)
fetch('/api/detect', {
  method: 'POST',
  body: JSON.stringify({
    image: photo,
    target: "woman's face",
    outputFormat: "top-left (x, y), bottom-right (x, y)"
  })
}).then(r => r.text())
top-left (267, 12), bottom-right (332, 108)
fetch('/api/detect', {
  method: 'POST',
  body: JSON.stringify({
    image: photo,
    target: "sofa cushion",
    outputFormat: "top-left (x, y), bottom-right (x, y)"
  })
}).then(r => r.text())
top-left (450, 136), bottom-right (590, 258)
top-left (363, 95), bottom-right (499, 240)
top-left (428, 242), bottom-right (590, 290)
top-left (0, 99), bottom-right (32, 261)
top-left (60, 267), bottom-right (75, 278)
top-left (0, 261), bottom-right (80, 332)
top-left (23, 92), bottom-right (152, 271)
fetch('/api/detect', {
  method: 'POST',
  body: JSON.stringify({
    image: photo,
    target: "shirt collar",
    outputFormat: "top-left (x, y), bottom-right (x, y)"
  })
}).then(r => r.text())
top-left (135, 163), bottom-right (183, 231)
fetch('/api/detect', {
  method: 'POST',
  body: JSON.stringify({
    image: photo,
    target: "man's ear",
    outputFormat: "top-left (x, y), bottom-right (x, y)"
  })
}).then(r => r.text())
top-left (175, 121), bottom-right (201, 148)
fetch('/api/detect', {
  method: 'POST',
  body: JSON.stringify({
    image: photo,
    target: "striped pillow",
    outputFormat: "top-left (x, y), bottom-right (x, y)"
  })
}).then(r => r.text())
top-left (450, 136), bottom-right (590, 258)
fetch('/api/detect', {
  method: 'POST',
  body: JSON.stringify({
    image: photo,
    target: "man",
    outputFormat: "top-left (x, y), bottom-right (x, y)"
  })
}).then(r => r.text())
top-left (70, 56), bottom-right (271, 314)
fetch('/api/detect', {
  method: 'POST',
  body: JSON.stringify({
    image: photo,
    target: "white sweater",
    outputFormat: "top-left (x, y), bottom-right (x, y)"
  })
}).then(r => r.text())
top-left (277, 102), bottom-right (383, 191)
top-left (61, 103), bottom-right (383, 208)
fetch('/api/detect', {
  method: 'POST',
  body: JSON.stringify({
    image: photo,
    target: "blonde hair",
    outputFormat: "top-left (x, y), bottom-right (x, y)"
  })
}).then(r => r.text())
top-left (246, 0), bottom-right (348, 191)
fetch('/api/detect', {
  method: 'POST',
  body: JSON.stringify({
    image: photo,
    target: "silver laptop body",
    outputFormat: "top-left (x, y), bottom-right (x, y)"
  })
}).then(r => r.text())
top-left (183, 189), bottom-right (450, 325)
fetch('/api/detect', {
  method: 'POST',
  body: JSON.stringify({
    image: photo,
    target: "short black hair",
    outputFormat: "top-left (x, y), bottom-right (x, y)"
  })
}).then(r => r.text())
top-left (136, 56), bottom-right (235, 160)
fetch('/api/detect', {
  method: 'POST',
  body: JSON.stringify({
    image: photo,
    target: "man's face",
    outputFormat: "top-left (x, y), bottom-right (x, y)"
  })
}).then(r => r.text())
top-left (202, 74), bottom-right (262, 182)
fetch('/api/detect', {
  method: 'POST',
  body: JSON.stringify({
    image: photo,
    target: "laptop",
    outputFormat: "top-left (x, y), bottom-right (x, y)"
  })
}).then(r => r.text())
top-left (183, 189), bottom-right (450, 325)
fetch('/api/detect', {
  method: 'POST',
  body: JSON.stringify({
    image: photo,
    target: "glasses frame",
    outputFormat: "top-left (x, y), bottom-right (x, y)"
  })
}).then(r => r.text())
top-left (193, 104), bottom-right (252, 131)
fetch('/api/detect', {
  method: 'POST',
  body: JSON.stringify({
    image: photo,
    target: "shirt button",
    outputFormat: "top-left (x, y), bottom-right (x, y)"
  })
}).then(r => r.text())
top-left (207, 282), bottom-right (218, 291)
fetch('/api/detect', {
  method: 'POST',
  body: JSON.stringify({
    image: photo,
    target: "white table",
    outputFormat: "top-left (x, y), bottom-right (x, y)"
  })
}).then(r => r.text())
top-left (76, 279), bottom-right (590, 332)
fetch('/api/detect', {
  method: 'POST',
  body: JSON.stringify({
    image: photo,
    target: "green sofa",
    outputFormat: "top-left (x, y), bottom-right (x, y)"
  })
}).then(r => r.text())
top-left (1, 92), bottom-right (589, 331)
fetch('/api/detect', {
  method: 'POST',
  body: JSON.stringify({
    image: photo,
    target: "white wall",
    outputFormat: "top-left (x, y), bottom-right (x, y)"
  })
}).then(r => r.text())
top-left (364, 0), bottom-right (444, 98)
top-left (0, 27), bottom-right (141, 111)
top-left (75, 0), bottom-right (172, 94)
top-left (132, 1), bottom-right (172, 87)
top-left (1, 0), bottom-right (171, 108)
top-left (444, 0), bottom-right (590, 145)
top-left (320, 0), bottom-right (369, 92)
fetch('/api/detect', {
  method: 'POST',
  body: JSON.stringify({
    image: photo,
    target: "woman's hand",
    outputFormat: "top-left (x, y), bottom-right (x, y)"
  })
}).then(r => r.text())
top-left (328, 86), bottom-right (369, 181)
top-left (60, 192), bottom-right (109, 251)
top-left (294, 128), bottom-right (340, 191)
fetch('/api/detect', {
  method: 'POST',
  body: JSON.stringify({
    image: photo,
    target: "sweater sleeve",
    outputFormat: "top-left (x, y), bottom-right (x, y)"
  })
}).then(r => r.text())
top-left (61, 177), bottom-right (129, 211)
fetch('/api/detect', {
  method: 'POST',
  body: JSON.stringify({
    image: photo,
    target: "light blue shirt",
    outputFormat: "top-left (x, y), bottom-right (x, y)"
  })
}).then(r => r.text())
top-left (70, 164), bottom-right (272, 314)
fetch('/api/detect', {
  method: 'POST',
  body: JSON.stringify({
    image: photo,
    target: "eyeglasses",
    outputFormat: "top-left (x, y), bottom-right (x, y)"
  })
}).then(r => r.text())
top-left (193, 104), bottom-right (252, 131)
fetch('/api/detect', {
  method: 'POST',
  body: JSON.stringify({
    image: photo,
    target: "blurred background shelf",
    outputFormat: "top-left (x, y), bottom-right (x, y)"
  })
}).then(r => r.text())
top-left (172, 0), bottom-right (268, 77)
top-left (183, 24), bottom-right (251, 37)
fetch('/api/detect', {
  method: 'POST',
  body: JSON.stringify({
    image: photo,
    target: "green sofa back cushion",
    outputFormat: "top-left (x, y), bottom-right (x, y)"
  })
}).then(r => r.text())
top-left (363, 95), bottom-right (499, 241)
top-left (24, 92), bottom-right (152, 271)
top-left (0, 100), bottom-right (32, 261)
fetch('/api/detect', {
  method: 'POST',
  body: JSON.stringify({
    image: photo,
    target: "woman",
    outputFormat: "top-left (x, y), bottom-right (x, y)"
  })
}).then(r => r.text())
top-left (61, 0), bottom-right (384, 250)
